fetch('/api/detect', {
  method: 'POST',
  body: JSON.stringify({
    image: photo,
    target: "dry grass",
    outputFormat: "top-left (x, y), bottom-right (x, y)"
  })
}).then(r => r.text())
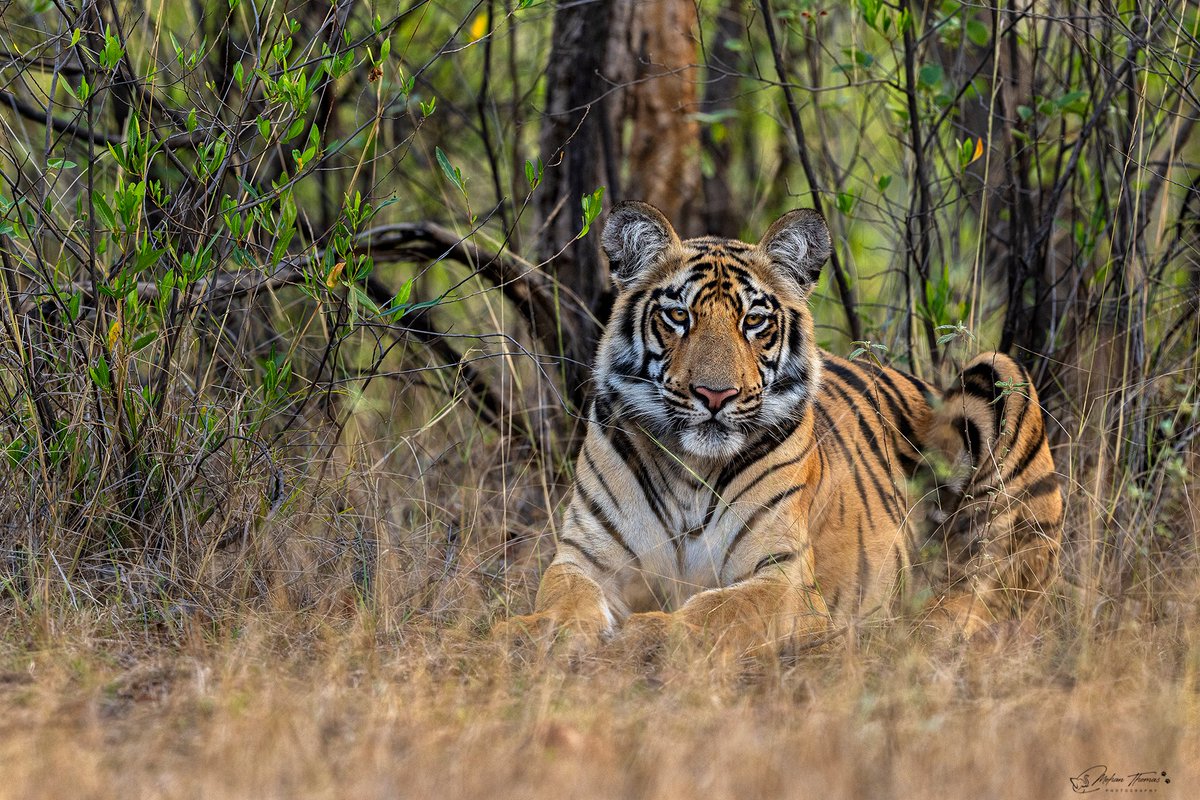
top-left (1, 609), bottom-right (1196, 799)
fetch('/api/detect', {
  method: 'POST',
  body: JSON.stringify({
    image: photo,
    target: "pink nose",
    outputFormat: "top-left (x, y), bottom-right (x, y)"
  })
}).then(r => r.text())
top-left (692, 384), bottom-right (739, 412)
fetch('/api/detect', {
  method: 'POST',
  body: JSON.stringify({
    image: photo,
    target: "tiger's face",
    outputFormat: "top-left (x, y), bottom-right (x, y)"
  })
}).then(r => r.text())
top-left (595, 202), bottom-right (830, 460)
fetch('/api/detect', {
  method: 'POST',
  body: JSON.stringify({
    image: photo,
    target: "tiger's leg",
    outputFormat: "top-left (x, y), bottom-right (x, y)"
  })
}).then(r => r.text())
top-left (495, 559), bottom-right (617, 650)
top-left (619, 546), bottom-right (830, 658)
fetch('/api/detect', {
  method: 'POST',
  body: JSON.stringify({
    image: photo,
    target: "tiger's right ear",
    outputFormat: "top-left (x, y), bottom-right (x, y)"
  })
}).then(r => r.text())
top-left (601, 201), bottom-right (680, 288)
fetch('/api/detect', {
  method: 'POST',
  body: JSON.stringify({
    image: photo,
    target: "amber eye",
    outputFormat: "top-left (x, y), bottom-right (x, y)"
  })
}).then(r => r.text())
top-left (663, 307), bottom-right (689, 325)
top-left (744, 312), bottom-right (768, 328)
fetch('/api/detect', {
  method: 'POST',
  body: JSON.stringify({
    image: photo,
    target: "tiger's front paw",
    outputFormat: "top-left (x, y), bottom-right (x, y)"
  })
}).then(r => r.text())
top-left (491, 612), bottom-right (558, 646)
top-left (917, 593), bottom-right (994, 646)
top-left (491, 612), bottom-right (606, 660)
top-left (607, 611), bottom-right (690, 663)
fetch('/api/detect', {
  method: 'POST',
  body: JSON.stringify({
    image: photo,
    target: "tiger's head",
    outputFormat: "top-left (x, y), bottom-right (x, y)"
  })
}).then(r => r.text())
top-left (594, 201), bottom-right (829, 460)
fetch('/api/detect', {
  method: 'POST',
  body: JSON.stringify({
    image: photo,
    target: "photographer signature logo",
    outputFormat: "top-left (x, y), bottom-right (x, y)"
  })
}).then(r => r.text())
top-left (1070, 766), bottom-right (1170, 793)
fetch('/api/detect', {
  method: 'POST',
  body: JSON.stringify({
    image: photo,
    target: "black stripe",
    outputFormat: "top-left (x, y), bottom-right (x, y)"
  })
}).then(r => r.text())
top-left (837, 359), bottom-right (924, 464)
top-left (813, 441), bottom-right (829, 498)
top-left (647, 446), bottom-right (686, 509)
top-left (1023, 472), bottom-right (1061, 502)
top-left (814, 403), bottom-right (856, 469)
top-left (816, 396), bottom-right (902, 520)
top-left (1037, 509), bottom-right (1065, 532)
top-left (607, 426), bottom-right (673, 530)
top-left (856, 359), bottom-right (918, 415)
top-left (1002, 413), bottom-right (1048, 483)
top-left (703, 409), bottom-right (809, 530)
top-left (888, 367), bottom-right (938, 405)
top-left (728, 438), bottom-right (815, 507)
top-left (1006, 387), bottom-right (1032, 449)
top-left (714, 414), bottom-right (805, 493)
top-left (731, 549), bottom-right (802, 584)
top-left (721, 483), bottom-right (807, 573)
top-left (755, 551), bottom-right (796, 574)
top-left (558, 536), bottom-right (611, 573)
top-left (828, 588), bottom-right (842, 611)
top-left (576, 483), bottom-right (639, 563)
top-left (593, 395), bottom-right (614, 426)
top-left (616, 290), bottom-right (645, 347)
top-left (960, 417), bottom-right (983, 463)
top-left (960, 362), bottom-right (1002, 403)
top-left (849, 435), bottom-right (904, 519)
top-left (582, 443), bottom-right (620, 509)
top-left (819, 376), bottom-right (897, 476)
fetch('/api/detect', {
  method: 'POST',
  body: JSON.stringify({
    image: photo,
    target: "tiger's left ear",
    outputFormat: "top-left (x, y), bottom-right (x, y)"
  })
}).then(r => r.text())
top-left (757, 209), bottom-right (831, 293)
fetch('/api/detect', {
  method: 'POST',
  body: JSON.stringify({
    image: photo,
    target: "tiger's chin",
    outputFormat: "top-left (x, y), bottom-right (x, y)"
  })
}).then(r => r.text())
top-left (678, 422), bottom-right (747, 460)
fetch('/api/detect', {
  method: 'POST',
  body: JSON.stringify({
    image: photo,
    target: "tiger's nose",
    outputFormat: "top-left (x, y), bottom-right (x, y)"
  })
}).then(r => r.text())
top-left (692, 384), bottom-right (740, 412)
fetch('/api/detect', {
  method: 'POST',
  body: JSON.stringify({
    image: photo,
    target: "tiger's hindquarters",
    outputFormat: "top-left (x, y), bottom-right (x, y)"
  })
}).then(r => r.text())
top-left (922, 352), bottom-right (1064, 637)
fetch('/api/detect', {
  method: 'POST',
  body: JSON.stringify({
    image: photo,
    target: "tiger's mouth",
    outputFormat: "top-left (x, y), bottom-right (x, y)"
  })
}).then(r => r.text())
top-left (677, 417), bottom-right (748, 459)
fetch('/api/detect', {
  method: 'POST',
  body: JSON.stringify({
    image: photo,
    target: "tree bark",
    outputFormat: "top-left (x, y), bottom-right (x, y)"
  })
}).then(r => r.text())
top-left (535, 0), bottom-right (619, 409)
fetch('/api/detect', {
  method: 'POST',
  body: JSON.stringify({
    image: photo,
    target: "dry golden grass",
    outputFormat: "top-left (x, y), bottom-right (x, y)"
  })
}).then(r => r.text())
top-left (1, 589), bottom-right (1196, 799)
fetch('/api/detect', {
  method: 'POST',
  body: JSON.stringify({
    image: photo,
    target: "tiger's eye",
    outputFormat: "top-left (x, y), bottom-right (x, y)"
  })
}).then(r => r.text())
top-left (744, 312), bottom-right (767, 328)
top-left (665, 307), bottom-right (689, 324)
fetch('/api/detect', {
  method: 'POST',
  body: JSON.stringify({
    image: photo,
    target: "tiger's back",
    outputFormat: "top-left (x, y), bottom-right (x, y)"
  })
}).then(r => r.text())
top-left (509, 202), bottom-right (1062, 651)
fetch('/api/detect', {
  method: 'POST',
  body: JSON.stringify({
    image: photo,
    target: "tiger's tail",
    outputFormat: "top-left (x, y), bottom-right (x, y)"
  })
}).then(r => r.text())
top-left (920, 352), bottom-right (1064, 634)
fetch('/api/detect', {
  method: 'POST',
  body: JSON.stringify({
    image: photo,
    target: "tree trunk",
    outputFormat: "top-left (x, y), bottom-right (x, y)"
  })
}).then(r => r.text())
top-left (534, 0), bottom-right (702, 412)
top-left (535, 0), bottom-right (619, 411)
top-left (613, 0), bottom-right (702, 235)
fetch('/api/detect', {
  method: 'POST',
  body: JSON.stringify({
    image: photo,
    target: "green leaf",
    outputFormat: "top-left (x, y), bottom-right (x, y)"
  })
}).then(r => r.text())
top-left (70, 75), bottom-right (91, 102)
top-left (435, 146), bottom-right (465, 194)
top-left (89, 356), bottom-right (112, 390)
top-left (918, 64), bottom-right (943, 88)
top-left (385, 278), bottom-right (415, 321)
top-left (100, 27), bottom-right (124, 70)
top-left (94, 195), bottom-right (116, 228)
top-left (285, 118), bottom-right (305, 141)
top-left (577, 186), bottom-right (605, 239)
top-left (836, 192), bottom-right (856, 215)
top-left (186, 109), bottom-right (197, 132)
top-left (394, 277), bottom-right (413, 308)
top-left (47, 158), bottom-right (77, 169)
top-left (131, 331), bottom-right (158, 352)
top-left (1055, 90), bottom-right (1089, 115)
top-left (524, 157), bottom-right (542, 190)
top-left (348, 284), bottom-right (381, 318)
top-left (965, 19), bottom-right (990, 47)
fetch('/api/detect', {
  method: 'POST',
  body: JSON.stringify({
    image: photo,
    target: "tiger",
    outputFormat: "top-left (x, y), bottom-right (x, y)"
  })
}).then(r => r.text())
top-left (506, 201), bottom-right (1063, 656)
